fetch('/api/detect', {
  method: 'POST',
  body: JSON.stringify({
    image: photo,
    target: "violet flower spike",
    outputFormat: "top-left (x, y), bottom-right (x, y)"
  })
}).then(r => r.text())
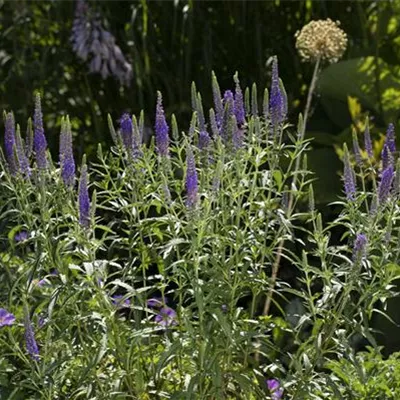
top-left (0, 308), bottom-right (16, 328)
top-left (352, 130), bottom-right (362, 166)
top-left (155, 92), bottom-right (170, 157)
top-left (155, 306), bottom-right (177, 327)
top-left (78, 159), bottom-right (90, 228)
top-left (16, 125), bottom-right (31, 177)
top-left (382, 144), bottom-right (392, 171)
top-left (185, 148), bottom-right (199, 208)
top-left (364, 124), bottom-right (373, 158)
top-left (119, 113), bottom-right (133, 152)
top-left (343, 144), bottom-right (356, 200)
top-left (24, 312), bottom-right (39, 361)
top-left (234, 74), bottom-right (245, 125)
top-left (199, 130), bottom-right (211, 150)
top-left (211, 71), bottom-right (224, 128)
top-left (267, 379), bottom-right (283, 400)
top-left (353, 233), bottom-right (367, 262)
top-left (378, 165), bottom-right (394, 205)
top-left (221, 90), bottom-right (234, 140)
top-left (60, 118), bottom-right (76, 187)
top-left (269, 57), bottom-right (285, 129)
top-left (33, 93), bottom-right (48, 170)
top-left (4, 112), bottom-right (17, 175)
top-left (385, 123), bottom-right (396, 154)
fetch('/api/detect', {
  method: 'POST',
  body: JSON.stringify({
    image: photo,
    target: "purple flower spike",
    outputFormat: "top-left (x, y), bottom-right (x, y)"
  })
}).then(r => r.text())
top-left (269, 57), bottom-right (285, 129)
top-left (78, 159), bottom-right (90, 228)
top-left (24, 312), bottom-right (39, 361)
top-left (378, 165), bottom-right (394, 205)
top-left (60, 118), bottom-right (75, 187)
top-left (155, 306), bottom-right (177, 327)
top-left (155, 92), bottom-right (170, 157)
top-left (33, 93), bottom-right (48, 170)
top-left (353, 233), bottom-right (367, 261)
top-left (199, 130), bottom-right (211, 150)
top-left (4, 112), bottom-right (17, 175)
top-left (267, 379), bottom-right (283, 400)
top-left (364, 124), bottom-right (373, 158)
top-left (119, 113), bottom-right (133, 152)
top-left (0, 308), bottom-right (16, 328)
top-left (221, 90), bottom-right (234, 140)
top-left (185, 148), bottom-right (198, 208)
top-left (385, 123), bottom-right (396, 154)
top-left (234, 75), bottom-right (245, 126)
top-left (343, 145), bottom-right (356, 200)
top-left (382, 144), bottom-right (392, 171)
top-left (212, 72), bottom-right (224, 129)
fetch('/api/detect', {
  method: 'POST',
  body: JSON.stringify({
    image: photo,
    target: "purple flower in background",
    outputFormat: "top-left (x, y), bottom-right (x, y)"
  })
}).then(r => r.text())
top-left (343, 145), bottom-right (356, 200)
top-left (111, 295), bottom-right (131, 308)
top-left (385, 123), bottom-right (396, 154)
top-left (353, 233), bottom-right (367, 261)
top-left (78, 160), bottom-right (90, 228)
top-left (33, 93), bottom-right (48, 170)
top-left (269, 57), bottom-right (285, 129)
top-left (24, 312), bottom-right (39, 361)
top-left (71, 0), bottom-right (132, 86)
top-left (267, 379), bottom-right (283, 400)
top-left (15, 125), bottom-right (31, 178)
top-left (378, 165), bottom-right (394, 205)
top-left (60, 118), bottom-right (76, 187)
top-left (155, 92), bottom-right (170, 157)
top-left (155, 306), bottom-right (177, 327)
top-left (234, 75), bottom-right (245, 126)
top-left (185, 148), bottom-right (198, 208)
top-left (0, 308), bottom-right (15, 328)
top-left (15, 231), bottom-right (29, 242)
top-left (4, 112), bottom-right (17, 175)
top-left (364, 124), bottom-right (373, 159)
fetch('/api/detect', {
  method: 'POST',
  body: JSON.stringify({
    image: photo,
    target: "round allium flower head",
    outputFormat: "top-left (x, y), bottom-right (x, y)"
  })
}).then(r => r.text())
top-left (295, 19), bottom-right (347, 63)
top-left (0, 308), bottom-right (16, 328)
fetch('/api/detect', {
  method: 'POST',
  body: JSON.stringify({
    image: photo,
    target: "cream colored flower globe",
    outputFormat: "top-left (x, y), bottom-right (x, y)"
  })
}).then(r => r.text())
top-left (295, 19), bottom-right (348, 63)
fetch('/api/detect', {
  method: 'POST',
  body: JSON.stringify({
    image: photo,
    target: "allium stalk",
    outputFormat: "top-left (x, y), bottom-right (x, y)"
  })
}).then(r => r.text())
top-left (60, 117), bottom-right (75, 187)
top-left (4, 112), bottom-right (17, 175)
top-left (343, 144), bottom-right (356, 200)
top-left (24, 310), bottom-right (39, 361)
top-left (185, 147), bottom-right (198, 208)
top-left (269, 57), bottom-right (285, 129)
top-left (155, 92), bottom-right (170, 157)
top-left (378, 165), bottom-right (394, 205)
top-left (33, 93), bottom-right (48, 170)
top-left (78, 157), bottom-right (90, 228)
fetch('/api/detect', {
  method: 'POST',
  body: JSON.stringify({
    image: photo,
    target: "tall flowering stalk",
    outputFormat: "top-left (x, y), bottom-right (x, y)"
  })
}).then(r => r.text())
top-left (33, 93), bottom-right (48, 170)
top-left (233, 73), bottom-right (245, 126)
top-left (24, 308), bottom-right (39, 362)
top-left (269, 57), bottom-right (285, 130)
top-left (211, 71), bottom-right (224, 129)
top-left (4, 112), bottom-right (17, 175)
top-left (16, 125), bottom-right (30, 177)
top-left (119, 113), bottom-right (133, 154)
top-left (185, 147), bottom-right (198, 208)
top-left (385, 123), bottom-right (396, 154)
top-left (78, 156), bottom-right (90, 228)
top-left (378, 165), bottom-right (394, 205)
top-left (353, 233), bottom-right (367, 262)
top-left (155, 92), bottom-right (170, 157)
top-left (364, 121), bottom-right (373, 159)
top-left (59, 117), bottom-right (75, 187)
top-left (343, 144), bottom-right (356, 200)
top-left (221, 90), bottom-right (234, 141)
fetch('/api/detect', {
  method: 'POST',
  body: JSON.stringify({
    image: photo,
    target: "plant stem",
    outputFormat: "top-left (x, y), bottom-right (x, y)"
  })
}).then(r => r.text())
top-left (262, 57), bottom-right (321, 317)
